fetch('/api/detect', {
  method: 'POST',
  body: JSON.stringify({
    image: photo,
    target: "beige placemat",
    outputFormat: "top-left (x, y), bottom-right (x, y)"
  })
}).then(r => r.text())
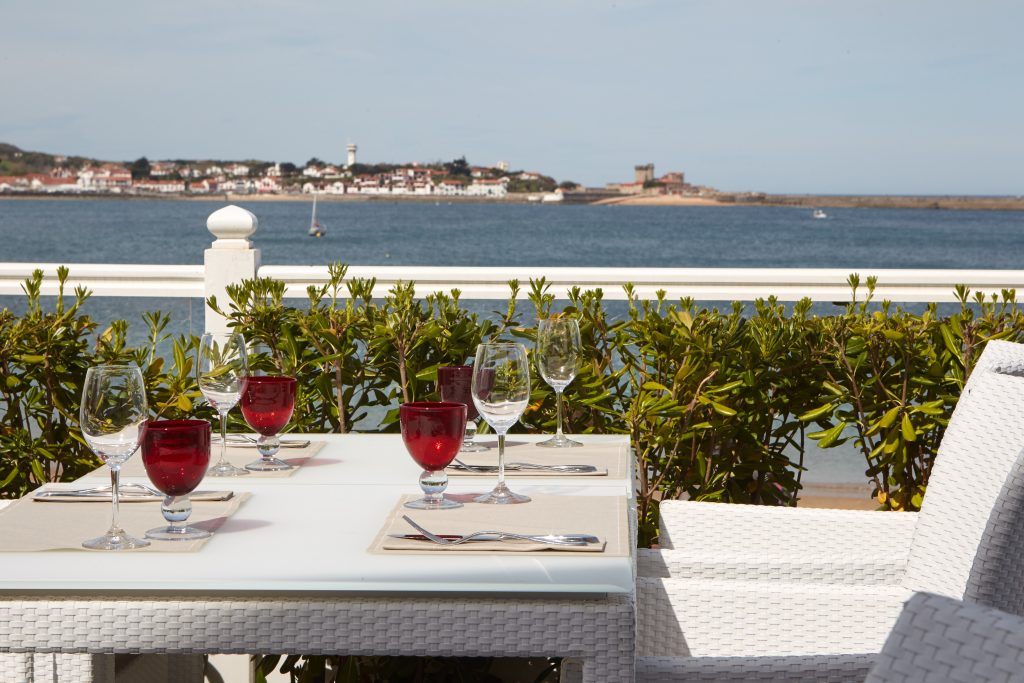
top-left (370, 493), bottom-right (628, 555)
top-left (108, 440), bottom-right (326, 479)
top-left (0, 493), bottom-right (251, 552)
top-left (447, 440), bottom-right (627, 478)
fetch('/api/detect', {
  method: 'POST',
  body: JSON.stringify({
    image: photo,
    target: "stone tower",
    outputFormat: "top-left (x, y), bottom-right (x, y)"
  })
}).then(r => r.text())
top-left (347, 143), bottom-right (357, 168)
top-left (635, 164), bottom-right (655, 184)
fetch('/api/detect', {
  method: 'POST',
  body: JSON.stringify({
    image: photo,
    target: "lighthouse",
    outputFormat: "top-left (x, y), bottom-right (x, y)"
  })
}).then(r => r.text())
top-left (347, 143), bottom-right (357, 168)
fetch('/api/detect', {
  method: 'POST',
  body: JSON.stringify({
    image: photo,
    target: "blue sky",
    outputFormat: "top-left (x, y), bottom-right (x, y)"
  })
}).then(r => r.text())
top-left (2, 1), bottom-right (1021, 194)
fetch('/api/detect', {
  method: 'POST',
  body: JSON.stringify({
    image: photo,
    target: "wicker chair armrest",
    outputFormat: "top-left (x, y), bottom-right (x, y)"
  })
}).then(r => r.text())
top-left (637, 654), bottom-right (877, 683)
top-left (657, 500), bottom-right (917, 554)
top-left (637, 547), bottom-right (908, 585)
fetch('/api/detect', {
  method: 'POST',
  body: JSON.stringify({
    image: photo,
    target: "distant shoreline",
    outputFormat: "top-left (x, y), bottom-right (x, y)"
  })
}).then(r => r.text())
top-left (2, 191), bottom-right (1022, 211)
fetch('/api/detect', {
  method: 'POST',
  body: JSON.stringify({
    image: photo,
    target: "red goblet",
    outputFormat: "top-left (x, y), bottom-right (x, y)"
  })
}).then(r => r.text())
top-left (438, 365), bottom-right (488, 452)
top-left (240, 375), bottom-right (297, 472)
top-left (142, 419), bottom-right (212, 541)
top-left (400, 401), bottom-right (467, 510)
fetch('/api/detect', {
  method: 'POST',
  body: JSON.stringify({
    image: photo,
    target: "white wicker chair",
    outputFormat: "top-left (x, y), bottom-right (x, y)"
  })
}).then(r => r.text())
top-left (865, 592), bottom-right (1024, 683)
top-left (643, 339), bottom-right (1024, 585)
top-left (636, 339), bottom-right (1024, 681)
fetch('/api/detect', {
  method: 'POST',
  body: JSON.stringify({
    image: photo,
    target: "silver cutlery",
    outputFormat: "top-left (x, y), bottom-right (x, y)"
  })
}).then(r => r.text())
top-left (400, 515), bottom-right (597, 546)
top-left (51, 482), bottom-right (163, 496)
top-left (34, 488), bottom-right (233, 501)
top-left (212, 434), bottom-right (311, 448)
top-left (450, 458), bottom-right (597, 474)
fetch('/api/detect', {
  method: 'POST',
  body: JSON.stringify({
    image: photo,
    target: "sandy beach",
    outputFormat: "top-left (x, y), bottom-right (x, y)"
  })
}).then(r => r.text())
top-left (799, 483), bottom-right (877, 510)
top-left (594, 194), bottom-right (725, 207)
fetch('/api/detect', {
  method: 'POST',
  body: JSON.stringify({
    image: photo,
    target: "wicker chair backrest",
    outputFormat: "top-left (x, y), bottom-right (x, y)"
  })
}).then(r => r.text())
top-left (864, 592), bottom-right (1024, 683)
top-left (903, 340), bottom-right (1024, 599)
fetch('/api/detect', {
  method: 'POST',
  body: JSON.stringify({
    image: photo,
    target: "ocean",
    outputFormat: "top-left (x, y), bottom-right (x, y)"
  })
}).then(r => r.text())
top-left (2, 198), bottom-right (1023, 488)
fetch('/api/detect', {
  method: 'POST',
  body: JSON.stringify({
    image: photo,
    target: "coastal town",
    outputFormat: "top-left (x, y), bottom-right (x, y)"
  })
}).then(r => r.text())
top-left (0, 142), bottom-right (709, 204)
top-left (2, 142), bottom-right (1020, 211)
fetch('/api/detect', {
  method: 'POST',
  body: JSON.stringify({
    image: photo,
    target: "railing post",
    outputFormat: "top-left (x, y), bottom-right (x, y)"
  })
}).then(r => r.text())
top-left (204, 205), bottom-right (260, 335)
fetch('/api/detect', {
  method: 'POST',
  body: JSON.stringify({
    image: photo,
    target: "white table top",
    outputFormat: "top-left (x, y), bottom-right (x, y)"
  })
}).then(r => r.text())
top-left (76, 433), bottom-right (633, 492)
top-left (2, 434), bottom-right (635, 596)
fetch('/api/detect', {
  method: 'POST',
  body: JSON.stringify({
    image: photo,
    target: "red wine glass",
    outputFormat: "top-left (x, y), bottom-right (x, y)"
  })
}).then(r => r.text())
top-left (240, 375), bottom-right (297, 471)
top-left (400, 401), bottom-right (467, 510)
top-left (142, 419), bottom-right (212, 541)
top-left (437, 365), bottom-right (488, 453)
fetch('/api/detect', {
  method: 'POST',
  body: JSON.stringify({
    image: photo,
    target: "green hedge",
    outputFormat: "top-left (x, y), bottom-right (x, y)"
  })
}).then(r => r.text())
top-left (3, 267), bottom-right (1022, 544)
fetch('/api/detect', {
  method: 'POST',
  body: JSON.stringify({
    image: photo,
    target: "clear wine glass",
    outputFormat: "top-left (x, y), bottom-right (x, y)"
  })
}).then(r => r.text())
top-left (536, 316), bottom-right (583, 448)
top-left (240, 375), bottom-right (297, 471)
top-left (438, 365), bottom-right (487, 452)
top-left (400, 401), bottom-right (466, 509)
top-left (198, 332), bottom-right (249, 477)
top-left (79, 363), bottom-right (150, 550)
top-left (472, 342), bottom-right (531, 504)
top-left (142, 419), bottom-right (212, 541)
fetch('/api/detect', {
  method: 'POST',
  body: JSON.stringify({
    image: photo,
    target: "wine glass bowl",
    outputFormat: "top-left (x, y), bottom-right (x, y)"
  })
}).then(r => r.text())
top-left (198, 332), bottom-right (249, 477)
top-left (536, 316), bottom-right (583, 448)
top-left (472, 342), bottom-right (531, 505)
top-left (400, 401), bottom-right (467, 510)
top-left (437, 365), bottom-right (487, 452)
top-left (240, 375), bottom-right (297, 471)
top-left (79, 363), bottom-right (150, 550)
top-left (141, 419), bottom-right (212, 541)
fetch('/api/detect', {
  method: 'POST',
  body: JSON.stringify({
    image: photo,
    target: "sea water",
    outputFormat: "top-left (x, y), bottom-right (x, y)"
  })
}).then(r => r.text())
top-left (2, 198), bottom-right (1022, 487)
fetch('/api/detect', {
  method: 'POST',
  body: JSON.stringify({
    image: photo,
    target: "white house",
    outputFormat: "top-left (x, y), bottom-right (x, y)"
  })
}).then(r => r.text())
top-left (467, 178), bottom-right (509, 198)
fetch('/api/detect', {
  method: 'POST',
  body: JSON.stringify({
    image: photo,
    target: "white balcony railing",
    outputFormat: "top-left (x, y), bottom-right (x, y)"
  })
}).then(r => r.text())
top-left (3, 205), bottom-right (1024, 334)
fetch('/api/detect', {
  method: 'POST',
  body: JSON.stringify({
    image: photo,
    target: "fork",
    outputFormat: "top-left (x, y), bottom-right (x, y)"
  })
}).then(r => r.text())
top-left (450, 458), bottom-right (596, 474)
top-left (212, 434), bottom-right (310, 448)
top-left (401, 515), bottom-right (595, 546)
top-left (74, 482), bottom-right (163, 496)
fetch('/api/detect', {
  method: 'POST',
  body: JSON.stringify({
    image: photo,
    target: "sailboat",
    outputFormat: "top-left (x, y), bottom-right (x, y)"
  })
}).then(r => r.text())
top-left (308, 194), bottom-right (325, 238)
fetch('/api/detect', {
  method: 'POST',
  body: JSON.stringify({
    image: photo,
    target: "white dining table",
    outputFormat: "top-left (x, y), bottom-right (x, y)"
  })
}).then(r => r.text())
top-left (0, 433), bottom-right (637, 682)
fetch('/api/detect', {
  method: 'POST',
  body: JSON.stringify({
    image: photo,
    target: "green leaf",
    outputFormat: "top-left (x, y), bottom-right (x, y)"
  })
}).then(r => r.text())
top-left (901, 413), bottom-right (917, 442)
top-left (913, 399), bottom-right (946, 416)
top-left (822, 381), bottom-right (845, 396)
top-left (879, 406), bottom-right (901, 428)
top-left (709, 400), bottom-right (736, 417)
top-left (798, 403), bottom-right (834, 422)
top-left (810, 423), bottom-right (846, 448)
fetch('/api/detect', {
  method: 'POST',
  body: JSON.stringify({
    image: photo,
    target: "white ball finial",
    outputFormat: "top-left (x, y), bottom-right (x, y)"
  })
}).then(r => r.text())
top-left (207, 205), bottom-right (258, 249)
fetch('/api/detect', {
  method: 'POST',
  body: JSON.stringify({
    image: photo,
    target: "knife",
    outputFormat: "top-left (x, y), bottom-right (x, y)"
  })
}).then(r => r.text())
top-left (448, 462), bottom-right (598, 473)
top-left (34, 490), bottom-right (234, 501)
top-left (389, 533), bottom-right (600, 544)
top-left (212, 437), bottom-right (311, 449)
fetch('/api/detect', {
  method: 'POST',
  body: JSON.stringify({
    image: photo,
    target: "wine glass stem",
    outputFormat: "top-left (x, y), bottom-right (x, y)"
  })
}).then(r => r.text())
top-left (497, 433), bottom-right (506, 487)
top-left (218, 410), bottom-right (229, 465)
top-left (109, 465), bottom-right (122, 535)
top-left (555, 389), bottom-right (565, 438)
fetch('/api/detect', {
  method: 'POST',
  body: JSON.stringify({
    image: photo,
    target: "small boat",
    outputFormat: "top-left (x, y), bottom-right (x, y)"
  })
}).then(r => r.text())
top-left (308, 195), bottom-right (325, 237)
top-left (812, 209), bottom-right (828, 220)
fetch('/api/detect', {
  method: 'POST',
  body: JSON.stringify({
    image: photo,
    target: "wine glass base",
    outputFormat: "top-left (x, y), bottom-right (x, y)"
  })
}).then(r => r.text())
top-left (403, 497), bottom-right (463, 510)
top-left (207, 462), bottom-right (250, 477)
top-left (245, 457), bottom-right (293, 472)
top-left (145, 525), bottom-right (212, 541)
top-left (82, 531), bottom-right (151, 551)
top-left (475, 483), bottom-right (531, 505)
top-left (460, 442), bottom-right (489, 453)
top-left (536, 435), bottom-right (584, 448)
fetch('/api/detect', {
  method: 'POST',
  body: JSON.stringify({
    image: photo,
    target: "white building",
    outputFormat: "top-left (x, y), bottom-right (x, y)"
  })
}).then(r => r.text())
top-left (467, 178), bottom-right (509, 198)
